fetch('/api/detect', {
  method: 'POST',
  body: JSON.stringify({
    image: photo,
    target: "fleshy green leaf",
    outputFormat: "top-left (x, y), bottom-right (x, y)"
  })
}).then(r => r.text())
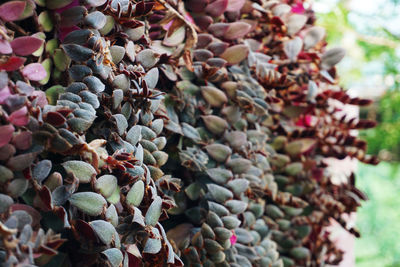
top-left (62, 160), bottom-right (97, 183)
top-left (95, 175), bottom-right (118, 198)
top-left (102, 248), bottom-right (123, 267)
top-left (126, 180), bottom-right (145, 207)
top-left (90, 220), bottom-right (120, 246)
top-left (69, 192), bottom-right (106, 216)
top-left (145, 196), bottom-right (162, 226)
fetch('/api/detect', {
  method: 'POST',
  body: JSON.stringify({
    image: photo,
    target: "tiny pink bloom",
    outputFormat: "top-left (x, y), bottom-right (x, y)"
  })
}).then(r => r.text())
top-left (296, 115), bottom-right (314, 127)
top-left (304, 115), bottom-right (313, 127)
top-left (8, 106), bottom-right (29, 126)
top-left (292, 3), bottom-right (305, 14)
top-left (230, 232), bottom-right (237, 245)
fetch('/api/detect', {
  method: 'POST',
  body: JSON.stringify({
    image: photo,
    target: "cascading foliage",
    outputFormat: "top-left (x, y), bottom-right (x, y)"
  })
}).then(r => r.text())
top-left (0, 0), bottom-right (378, 266)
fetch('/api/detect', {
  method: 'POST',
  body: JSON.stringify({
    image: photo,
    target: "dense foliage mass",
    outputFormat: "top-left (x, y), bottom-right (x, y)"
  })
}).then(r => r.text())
top-left (0, 0), bottom-right (378, 266)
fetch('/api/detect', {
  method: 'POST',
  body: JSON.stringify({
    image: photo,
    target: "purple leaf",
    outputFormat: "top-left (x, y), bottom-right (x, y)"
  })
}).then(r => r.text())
top-left (12, 131), bottom-right (32, 150)
top-left (0, 124), bottom-right (15, 147)
top-left (208, 23), bottom-right (229, 38)
top-left (0, 71), bottom-right (7, 88)
top-left (32, 90), bottom-right (48, 107)
top-left (11, 204), bottom-right (42, 228)
top-left (185, 0), bottom-right (208, 13)
top-left (193, 15), bottom-right (213, 31)
top-left (10, 36), bottom-right (44, 56)
top-left (0, 1), bottom-right (26, 22)
top-left (0, 86), bottom-right (11, 104)
top-left (8, 106), bottom-right (29, 126)
top-left (0, 39), bottom-right (12, 54)
top-left (53, 0), bottom-right (78, 13)
top-left (21, 63), bottom-right (47, 81)
top-left (226, 0), bottom-right (245, 12)
top-left (205, 0), bottom-right (228, 17)
top-left (16, 81), bottom-right (34, 95)
top-left (59, 26), bottom-right (81, 42)
top-left (223, 22), bottom-right (252, 40)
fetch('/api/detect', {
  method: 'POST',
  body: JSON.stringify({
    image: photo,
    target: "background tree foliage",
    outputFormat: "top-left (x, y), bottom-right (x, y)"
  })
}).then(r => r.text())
top-left (316, 0), bottom-right (400, 266)
top-left (316, 0), bottom-right (400, 160)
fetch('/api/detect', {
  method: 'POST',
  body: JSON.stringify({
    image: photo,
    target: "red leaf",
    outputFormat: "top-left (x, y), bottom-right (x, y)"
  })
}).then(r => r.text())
top-left (53, 206), bottom-right (71, 228)
top-left (23, 167), bottom-right (32, 179)
top-left (74, 219), bottom-right (97, 241)
top-left (46, 238), bottom-right (67, 250)
top-left (57, 108), bottom-right (73, 117)
top-left (21, 63), bottom-right (47, 81)
top-left (127, 251), bottom-right (142, 267)
top-left (0, 56), bottom-right (26, 71)
top-left (38, 186), bottom-right (53, 211)
top-left (0, 124), bottom-right (15, 147)
top-left (311, 168), bottom-right (323, 181)
top-left (11, 36), bottom-right (44, 56)
top-left (298, 51), bottom-right (319, 61)
top-left (8, 106), bottom-right (29, 126)
top-left (45, 111), bottom-right (66, 126)
top-left (0, 39), bottom-right (12, 54)
top-left (0, 1), bottom-right (26, 22)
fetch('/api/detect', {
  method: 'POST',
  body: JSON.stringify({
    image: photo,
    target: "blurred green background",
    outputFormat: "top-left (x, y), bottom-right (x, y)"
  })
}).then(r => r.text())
top-left (315, 0), bottom-right (400, 266)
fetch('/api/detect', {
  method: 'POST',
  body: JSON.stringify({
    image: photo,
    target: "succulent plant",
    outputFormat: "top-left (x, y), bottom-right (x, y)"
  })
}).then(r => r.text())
top-left (0, 0), bottom-right (377, 266)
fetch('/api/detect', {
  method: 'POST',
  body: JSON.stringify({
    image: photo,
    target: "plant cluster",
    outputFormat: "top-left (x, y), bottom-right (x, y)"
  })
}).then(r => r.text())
top-left (0, 0), bottom-right (377, 266)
